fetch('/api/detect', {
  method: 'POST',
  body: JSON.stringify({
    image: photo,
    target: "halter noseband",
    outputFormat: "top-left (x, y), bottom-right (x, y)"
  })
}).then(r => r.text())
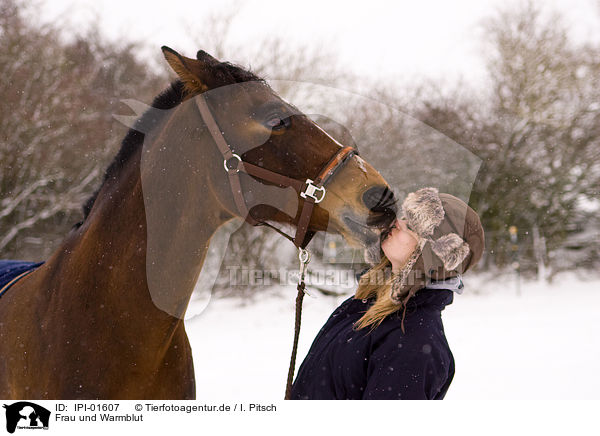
top-left (195, 95), bottom-right (357, 249)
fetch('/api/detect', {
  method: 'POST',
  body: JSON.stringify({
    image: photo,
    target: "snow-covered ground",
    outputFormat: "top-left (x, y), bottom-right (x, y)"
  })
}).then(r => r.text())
top-left (185, 271), bottom-right (600, 400)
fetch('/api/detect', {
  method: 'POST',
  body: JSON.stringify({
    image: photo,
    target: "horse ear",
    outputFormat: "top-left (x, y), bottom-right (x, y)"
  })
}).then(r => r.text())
top-left (196, 50), bottom-right (219, 64)
top-left (161, 46), bottom-right (210, 94)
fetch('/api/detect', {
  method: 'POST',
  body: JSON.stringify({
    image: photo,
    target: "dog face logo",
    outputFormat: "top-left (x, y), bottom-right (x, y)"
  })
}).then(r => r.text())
top-left (3, 402), bottom-right (50, 433)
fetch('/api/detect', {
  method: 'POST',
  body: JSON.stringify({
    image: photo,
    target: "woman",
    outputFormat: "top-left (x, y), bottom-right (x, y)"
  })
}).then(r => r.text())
top-left (291, 187), bottom-right (485, 400)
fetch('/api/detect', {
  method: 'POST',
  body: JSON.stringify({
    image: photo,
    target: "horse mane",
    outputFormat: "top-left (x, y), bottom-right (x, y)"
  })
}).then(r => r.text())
top-left (78, 61), bottom-right (263, 226)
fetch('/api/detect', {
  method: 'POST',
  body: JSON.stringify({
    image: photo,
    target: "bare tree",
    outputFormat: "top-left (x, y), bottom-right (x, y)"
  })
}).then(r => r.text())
top-left (413, 2), bottom-right (600, 278)
top-left (0, 0), bottom-right (165, 258)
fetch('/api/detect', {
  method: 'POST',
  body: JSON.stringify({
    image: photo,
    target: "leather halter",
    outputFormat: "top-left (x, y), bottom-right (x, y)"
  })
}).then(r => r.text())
top-left (195, 95), bottom-right (358, 249)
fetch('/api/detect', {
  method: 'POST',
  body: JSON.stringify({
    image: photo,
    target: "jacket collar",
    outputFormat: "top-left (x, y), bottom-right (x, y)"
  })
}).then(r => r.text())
top-left (425, 274), bottom-right (464, 294)
top-left (405, 275), bottom-right (463, 312)
top-left (408, 287), bottom-right (454, 311)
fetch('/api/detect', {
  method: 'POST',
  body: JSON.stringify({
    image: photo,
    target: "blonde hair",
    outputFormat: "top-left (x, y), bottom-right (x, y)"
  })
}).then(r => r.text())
top-left (354, 256), bottom-right (413, 331)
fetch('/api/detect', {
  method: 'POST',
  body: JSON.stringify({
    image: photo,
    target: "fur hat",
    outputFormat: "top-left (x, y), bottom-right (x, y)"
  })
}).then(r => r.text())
top-left (391, 187), bottom-right (485, 303)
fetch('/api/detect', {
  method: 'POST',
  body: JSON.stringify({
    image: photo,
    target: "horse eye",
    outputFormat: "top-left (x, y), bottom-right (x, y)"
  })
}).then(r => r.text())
top-left (265, 115), bottom-right (289, 131)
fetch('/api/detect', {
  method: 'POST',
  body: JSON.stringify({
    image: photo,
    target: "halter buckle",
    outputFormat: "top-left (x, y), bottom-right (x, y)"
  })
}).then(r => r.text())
top-left (300, 179), bottom-right (326, 203)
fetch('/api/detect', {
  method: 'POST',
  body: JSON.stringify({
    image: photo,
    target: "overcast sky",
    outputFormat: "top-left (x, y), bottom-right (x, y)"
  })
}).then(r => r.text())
top-left (39, 0), bottom-right (600, 89)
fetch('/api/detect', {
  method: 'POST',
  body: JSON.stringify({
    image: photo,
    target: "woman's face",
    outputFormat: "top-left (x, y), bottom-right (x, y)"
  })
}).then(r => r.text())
top-left (381, 218), bottom-right (420, 270)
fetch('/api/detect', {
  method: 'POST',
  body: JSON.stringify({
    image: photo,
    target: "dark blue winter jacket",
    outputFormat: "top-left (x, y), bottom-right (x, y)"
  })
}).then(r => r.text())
top-left (291, 285), bottom-right (456, 400)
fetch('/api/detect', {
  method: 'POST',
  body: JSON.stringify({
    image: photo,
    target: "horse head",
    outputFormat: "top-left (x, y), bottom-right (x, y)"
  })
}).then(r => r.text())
top-left (149, 47), bottom-right (396, 258)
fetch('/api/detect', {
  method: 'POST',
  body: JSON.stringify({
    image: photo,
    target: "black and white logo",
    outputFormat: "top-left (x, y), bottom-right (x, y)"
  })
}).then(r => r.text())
top-left (3, 402), bottom-right (50, 433)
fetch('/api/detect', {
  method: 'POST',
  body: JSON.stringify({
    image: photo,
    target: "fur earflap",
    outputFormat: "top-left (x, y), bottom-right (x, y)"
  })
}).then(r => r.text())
top-left (402, 187), bottom-right (445, 237)
top-left (430, 233), bottom-right (470, 271)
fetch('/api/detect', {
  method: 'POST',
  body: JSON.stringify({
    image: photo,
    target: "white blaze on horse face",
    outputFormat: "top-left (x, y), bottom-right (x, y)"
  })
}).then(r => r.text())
top-left (354, 155), bottom-right (368, 176)
top-left (311, 123), bottom-right (367, 177)
top-left (312, 123), bottom-right (345, 148)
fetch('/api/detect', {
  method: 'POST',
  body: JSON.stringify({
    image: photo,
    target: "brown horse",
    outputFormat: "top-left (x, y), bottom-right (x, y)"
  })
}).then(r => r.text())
top-left (0, 47), bottom-right (395, 399)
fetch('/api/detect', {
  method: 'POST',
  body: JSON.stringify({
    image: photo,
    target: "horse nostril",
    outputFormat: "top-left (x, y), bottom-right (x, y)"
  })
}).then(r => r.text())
top-left (363, 186), bottom-right (398, 228)
top-left (362, 186), bottom-right (396, 212)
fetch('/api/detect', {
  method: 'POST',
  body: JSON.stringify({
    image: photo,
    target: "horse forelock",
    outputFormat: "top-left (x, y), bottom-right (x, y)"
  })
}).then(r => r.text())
top-left (216, 61), bottom-right (262, 84)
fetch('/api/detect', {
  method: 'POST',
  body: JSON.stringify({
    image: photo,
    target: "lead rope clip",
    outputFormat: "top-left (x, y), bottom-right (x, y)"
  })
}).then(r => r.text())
top-left (298, 248), bottom-right (314, 297)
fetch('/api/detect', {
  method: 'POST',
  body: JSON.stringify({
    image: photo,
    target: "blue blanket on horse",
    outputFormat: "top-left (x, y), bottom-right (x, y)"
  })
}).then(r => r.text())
top-left (0, 260), bottom-right (44, 298)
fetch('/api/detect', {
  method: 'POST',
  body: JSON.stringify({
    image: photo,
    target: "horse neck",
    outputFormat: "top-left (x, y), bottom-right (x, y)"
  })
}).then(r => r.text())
top-left (50, 104), bottom-right (234, 339)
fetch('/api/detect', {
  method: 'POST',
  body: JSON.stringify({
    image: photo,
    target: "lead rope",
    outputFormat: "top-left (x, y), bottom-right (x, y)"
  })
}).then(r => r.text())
top-left (194, 96), bottom-right (357, 399)
top-left (284, 248), bottom-right (311, 400)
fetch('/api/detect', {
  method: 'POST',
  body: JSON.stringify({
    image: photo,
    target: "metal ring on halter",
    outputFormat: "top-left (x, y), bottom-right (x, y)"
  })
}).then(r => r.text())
top-left (298, 248), bottom-right (310, 264)
top-left (223, 154), bottom-right (242, 173)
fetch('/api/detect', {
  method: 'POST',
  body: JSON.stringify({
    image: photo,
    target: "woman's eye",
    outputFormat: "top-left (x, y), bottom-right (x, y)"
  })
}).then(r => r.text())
top-left (266, 116), bottom-right (289, 130)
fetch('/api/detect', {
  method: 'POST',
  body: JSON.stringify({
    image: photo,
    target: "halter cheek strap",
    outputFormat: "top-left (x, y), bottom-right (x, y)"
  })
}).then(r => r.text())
top-left (195, 95), bottom-right (357, 249)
